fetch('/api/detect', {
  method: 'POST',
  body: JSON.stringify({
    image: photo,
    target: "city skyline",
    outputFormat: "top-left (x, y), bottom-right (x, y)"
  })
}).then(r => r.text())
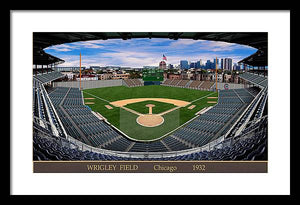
top-left (44, 38), bottom-right (257, 68)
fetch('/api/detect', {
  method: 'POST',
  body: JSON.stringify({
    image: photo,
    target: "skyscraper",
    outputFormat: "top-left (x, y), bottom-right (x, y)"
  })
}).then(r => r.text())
top-left (180, 60), bottom-right (189, 69)
top-left (196, 59), bottom-right (203, 69)
top-left (224, 58), bottom-right (233, 70)
top-left (233, 63), bottom-right (241, 71)
top-left (221, 59), bottom-right (224, 69)
top-left (213, 58), bottom-right (219, 68)
top-left (205, 60), bottom-right (212, 69)
top-left (189, 62), bottom-right (197, 69)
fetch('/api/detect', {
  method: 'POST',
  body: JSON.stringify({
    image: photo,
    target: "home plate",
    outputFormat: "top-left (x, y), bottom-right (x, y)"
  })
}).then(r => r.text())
top-left (188, 105), bottom-right (196, 109)
top-left (105, 105), bottom-right (113, 109)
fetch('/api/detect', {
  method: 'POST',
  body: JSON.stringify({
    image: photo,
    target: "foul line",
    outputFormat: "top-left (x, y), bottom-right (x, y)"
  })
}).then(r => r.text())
top-left (190, 92), bottom-right (217, 103)
top-left (82, 91), bottom-right (110, 103)
top-left (121, 106), bottom-right (142, 116)
top-left (159, 106), bottom-right (181, 116)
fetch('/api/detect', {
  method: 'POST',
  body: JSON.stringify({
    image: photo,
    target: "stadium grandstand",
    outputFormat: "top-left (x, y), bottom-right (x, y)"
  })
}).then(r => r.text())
top-left (123, 79), bottom-right (144, 87)
top-left (33, 32), bottom-right (268, 161)
top-left (161, 79), bottom-right (216, 90)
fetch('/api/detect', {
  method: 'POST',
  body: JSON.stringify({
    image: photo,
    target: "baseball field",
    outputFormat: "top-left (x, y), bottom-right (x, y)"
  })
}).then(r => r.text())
top-left (82, 85), bottom-right (218, 141)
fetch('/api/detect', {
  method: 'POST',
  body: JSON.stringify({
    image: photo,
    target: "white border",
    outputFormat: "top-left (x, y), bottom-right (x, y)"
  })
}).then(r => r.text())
top-left (11, 10), bottom-right (290, 195)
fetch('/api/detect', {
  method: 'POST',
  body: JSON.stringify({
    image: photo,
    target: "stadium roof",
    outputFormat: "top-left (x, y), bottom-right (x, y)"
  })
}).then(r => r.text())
top-left (238, 49), bottom-right (267, 67)
top-left (34, 49), bottom-right (65, 65)
top-left (33, 32), bottom-right (267, 66)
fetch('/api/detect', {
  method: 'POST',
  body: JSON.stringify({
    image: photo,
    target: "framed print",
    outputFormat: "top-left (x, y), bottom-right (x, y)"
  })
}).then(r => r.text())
top-left (11, 10), bottom-right (290, 195)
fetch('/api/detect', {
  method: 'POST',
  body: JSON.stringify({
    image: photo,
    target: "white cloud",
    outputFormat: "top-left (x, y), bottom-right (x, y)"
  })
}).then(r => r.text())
top-left (72, 41), bottom-right (104, 49)
top-left (45, 44), bottom-right (75, 52)
top-left (170, 39), bottom-right (202, 47)
top-left (169, 39), bottom-right (256, 53)
top-left (100, 51), bottom-right (161, 67)
top-left (202, 41), bottom-right (240, 52)
top-left (45, 40), bottom-right (106, 52)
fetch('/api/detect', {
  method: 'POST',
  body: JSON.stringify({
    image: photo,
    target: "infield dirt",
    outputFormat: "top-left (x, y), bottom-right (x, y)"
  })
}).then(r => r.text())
top-left (110, 98), bottom-right (190, 107)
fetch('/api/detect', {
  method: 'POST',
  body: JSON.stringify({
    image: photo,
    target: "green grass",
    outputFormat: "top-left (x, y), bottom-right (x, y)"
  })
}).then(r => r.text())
top-left (83, 85), bottom-right (213, 102)
top-left (82, 85), bottom-right (218, 141)
top-left (124, 100), bottom-right (176, 114)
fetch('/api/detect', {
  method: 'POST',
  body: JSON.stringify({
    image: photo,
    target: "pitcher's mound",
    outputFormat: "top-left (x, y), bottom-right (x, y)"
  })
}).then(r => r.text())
top-left (136, 114), bottom-right (164, 127)
top-left (146, 104), bottom-right (155, 108)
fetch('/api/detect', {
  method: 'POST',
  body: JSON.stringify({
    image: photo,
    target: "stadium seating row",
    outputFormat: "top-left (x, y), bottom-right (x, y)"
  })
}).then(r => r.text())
top-left (48, 86), bottom-right (132, 149)
top-left (161, 79), bottom-right (215, 90)
top-left (124, 79), bottom-right (143, 87)
top-left (34, 79), bottom-right (65, 133)
top-left (129, 141), bottom-right (169, 152)
top-left (33, 71), bottom-right (64, 84)
top-left (224, 86), bottom-right (268, 139)
top-left (254, 90), bottom-right (268, 120)
top-left (33, 116), bottom-right (267, 161)
top-left (239, 72), bottom-right (268, 88)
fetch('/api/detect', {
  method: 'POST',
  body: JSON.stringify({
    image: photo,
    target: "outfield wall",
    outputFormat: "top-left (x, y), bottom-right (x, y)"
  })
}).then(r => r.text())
top-left (53, 79), bottom-right (124, 89)
top-left (53, 80), bottom-right (246, 90)
top-left (211, 82), bottom-right (249, 90)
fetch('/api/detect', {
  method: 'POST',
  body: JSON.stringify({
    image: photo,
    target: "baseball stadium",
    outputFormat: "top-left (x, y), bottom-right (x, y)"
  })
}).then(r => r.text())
top-left (32, 32), bottom-right (268, 161)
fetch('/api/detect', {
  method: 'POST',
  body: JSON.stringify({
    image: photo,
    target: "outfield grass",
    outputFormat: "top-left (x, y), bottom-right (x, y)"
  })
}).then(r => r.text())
top-left (82, 85), bottom-right (218, 141)
top-left (83, 85), bottom-right (214, 102)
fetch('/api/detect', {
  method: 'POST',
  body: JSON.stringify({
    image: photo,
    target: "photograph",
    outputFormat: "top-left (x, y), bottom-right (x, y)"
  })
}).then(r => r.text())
top-left (32, 32), bottom-right (268, 173)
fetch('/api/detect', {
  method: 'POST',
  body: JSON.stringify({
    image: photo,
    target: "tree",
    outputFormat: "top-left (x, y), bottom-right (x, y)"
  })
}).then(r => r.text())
top-left (96, 70), bottom-right (103, 74)
top-left (129, 71), bottom-right (142, 79)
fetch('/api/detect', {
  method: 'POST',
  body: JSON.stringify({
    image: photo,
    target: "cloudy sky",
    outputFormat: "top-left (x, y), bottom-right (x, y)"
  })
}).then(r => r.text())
top-left (44, 38), bottom-right (257, 68)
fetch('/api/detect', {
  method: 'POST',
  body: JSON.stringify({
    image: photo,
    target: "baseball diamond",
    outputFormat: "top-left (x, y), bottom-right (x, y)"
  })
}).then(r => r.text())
top-left (82, 85), bottom-right (218, 141)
